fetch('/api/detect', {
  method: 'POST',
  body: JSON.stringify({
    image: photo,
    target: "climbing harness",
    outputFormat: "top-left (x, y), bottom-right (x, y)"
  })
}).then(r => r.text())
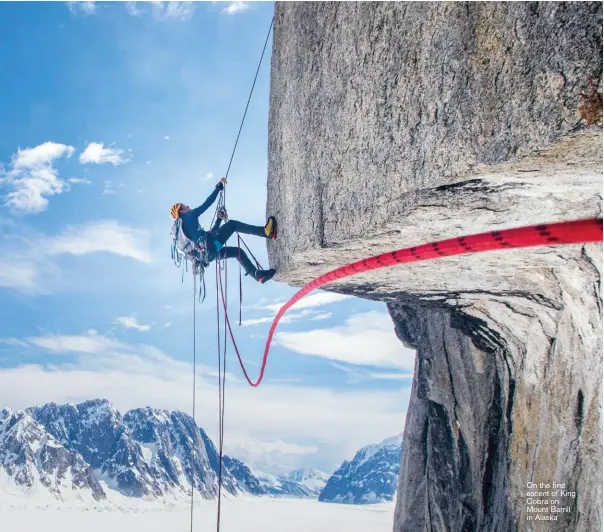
top-left (171, 217), bottom-right (210, 302)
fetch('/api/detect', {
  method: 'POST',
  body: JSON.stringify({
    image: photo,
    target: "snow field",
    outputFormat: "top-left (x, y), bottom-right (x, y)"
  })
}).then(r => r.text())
top-left (1, 497), bottom-right (395, 532)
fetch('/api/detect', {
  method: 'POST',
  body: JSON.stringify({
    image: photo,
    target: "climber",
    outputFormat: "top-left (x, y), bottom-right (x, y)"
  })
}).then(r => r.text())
top-left (170, 178), bottom-right (277, 283)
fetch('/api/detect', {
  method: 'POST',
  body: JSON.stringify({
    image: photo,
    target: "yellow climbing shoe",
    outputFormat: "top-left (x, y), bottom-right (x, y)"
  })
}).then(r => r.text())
top-left (264, 216), bottom-right (277, 239)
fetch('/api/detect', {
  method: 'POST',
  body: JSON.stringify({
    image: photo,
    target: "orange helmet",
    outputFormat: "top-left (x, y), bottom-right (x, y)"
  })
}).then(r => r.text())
top-left (170, 203), bottom-right (182, 220)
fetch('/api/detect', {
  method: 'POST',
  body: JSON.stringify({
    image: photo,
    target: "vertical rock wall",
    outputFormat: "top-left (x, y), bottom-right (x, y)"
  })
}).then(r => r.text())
top-left (267, 2), bottom-right (602, 531)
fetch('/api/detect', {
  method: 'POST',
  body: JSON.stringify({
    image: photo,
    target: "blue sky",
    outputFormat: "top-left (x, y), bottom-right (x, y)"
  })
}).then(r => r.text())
top-left (0, 1), bottom-right (413, 475)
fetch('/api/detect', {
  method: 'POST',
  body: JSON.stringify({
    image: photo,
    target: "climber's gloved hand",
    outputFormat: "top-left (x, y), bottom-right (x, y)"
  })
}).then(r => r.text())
top-left (215, 177), bottom-right (227, 191)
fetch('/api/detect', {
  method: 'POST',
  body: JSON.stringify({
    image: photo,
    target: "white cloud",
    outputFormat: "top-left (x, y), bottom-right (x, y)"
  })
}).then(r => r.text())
top-left (102, 180), bottom-right (115, 195)
top-left (241, 311), bottom-right (298, 327)
top-left (241, 292), bottom-right (347, 327)
top-left (0, 219), bottom-right (152, 295)
top-left (241, 291), bottom-right (352, 327)
top-left (46, 220), bottom-right (152, 263)
top-left (163, 135), bottom-right (170, 140)
top-left (329, 362), bottom-right (414, 384)
top-left (228, 440), bottom-right (320, 474)
top-left (1, 142), bottom-right (76, 213)
top-left (275, 311), bottom-right (415, 370)
top-left (0, 260), bottom-right (40, 293)
top-left (28, 329), bottom-right (127, 355)
top-left (241, 309), bottom-right (329, 327)
top-left (79, 142), bottom-right (128, 165)
top-left (152, 1), bottom-right (196, 21)
top-left (222, 1), bottom-right (250, 15)
top-left (368, 372), bottom-right (414, 380)
top-left (67, 1), bottom-right (96, 15)
top-left (125, 1), bottom-right (141, 16)
top-left (0, 338), bottom-right (29, 348)
top-left (67, 177), bottom-right (91, 185)
top-left (0, 223), bottom-right (67, 295)
top-left (261, 292), bottom-right (351, 314)
top-left (310, 312), bottom-right (332, 321)
top-left (164, 322), bottom-right (172, 328)
top-left (240, 315), bottom-right (275, 327)
top-left (10, 143), bottom-right (74, 169)
top-left (241, 440), bottom-right (317, 456)
top-left (202, 172), bottom-right (214, 181)
top-left (115, 315), bottom-right (152, 332)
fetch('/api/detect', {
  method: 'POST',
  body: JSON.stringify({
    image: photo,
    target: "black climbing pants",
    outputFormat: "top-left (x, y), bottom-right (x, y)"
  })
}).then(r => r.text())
top-left (215, 220), bottom-right (266, 244)
top-left (216, 246), bottom-right (255, 275)
top-left (208, 220), bottom-right (267, 275)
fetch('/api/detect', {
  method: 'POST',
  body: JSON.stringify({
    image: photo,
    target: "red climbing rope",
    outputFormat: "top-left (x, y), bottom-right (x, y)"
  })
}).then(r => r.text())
top-left (224, 217), bottom-right (603, 387)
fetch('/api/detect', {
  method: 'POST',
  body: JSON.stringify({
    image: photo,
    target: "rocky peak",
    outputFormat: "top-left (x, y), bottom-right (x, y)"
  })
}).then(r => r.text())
top-left (285, 468), bottom-right (329, 495)
top-left (222, 456), bottom-right (265, 496)
top-left (0, 409), bottom-right (105, 501)
top-left (30, 398), bottom-right (124, 469)
top-left (286, 468), bottom-right (328, 481)
top-left (123, 407), bottom-right (240, 498)
top-left (0, 407), bottom-right (13, 421)
top-left (319, 435), bottom-right (402, 504)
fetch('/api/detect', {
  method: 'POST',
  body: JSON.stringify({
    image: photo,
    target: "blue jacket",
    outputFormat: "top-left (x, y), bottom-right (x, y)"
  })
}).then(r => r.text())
top-left (181, 188), bottom-right (220, 242)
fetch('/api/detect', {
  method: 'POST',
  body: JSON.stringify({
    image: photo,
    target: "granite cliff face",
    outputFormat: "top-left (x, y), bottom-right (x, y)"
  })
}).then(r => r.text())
top-left (267, 3), bottom-right (602, 531)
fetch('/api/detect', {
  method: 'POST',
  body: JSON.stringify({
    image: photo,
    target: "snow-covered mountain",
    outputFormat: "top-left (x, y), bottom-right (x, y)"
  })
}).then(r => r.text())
top-left (222, 456), bottom-right (265, 495)
top-left (29, 400), bottom-right (167, 498)
top-left (249, 468), bottom-right (317, 498)
top-left (220, 457), bottom-right (324, 498)
top-left (122, 407), bottom-right (241, 498)
top-left (319, 434), bottom-right (402, 504)
top-left (26, 401), bottom-right (239, 500)
top-left (285, 468), bottom-right (329, 495)
top-left (1, 399), bottom-right (331, 503)
top-left (0, 408), bottom-right (104, 502)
